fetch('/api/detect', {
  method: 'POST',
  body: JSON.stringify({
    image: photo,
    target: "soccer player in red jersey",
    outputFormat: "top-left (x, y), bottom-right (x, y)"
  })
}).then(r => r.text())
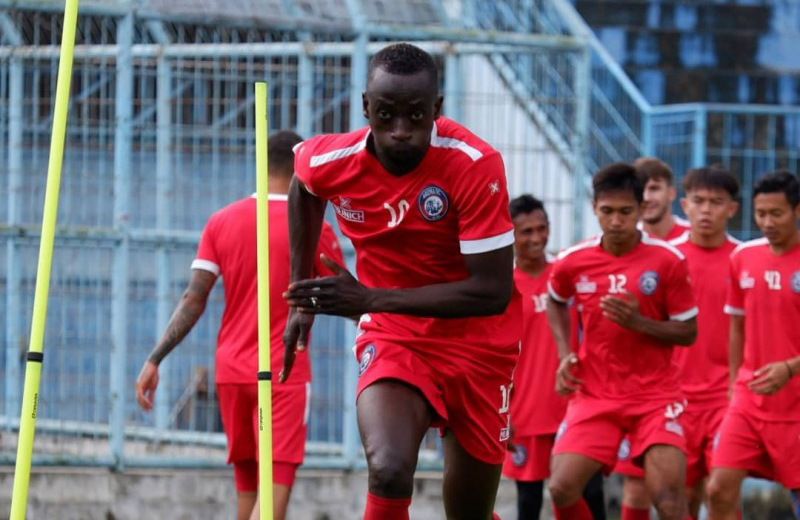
top-left (546, 163), bottom-right (698, 520)
top-left (615, 157), bottom-right (691, 518)
top-left (706, 170), bottom-right (800, 520)
top-left (282, 43), bottom-right (521, 520)
top-left (134, 131), bottom-right (344, 520)
top-left (503, 195), bottom-right (606, 520)
top-left (636, 157), bottom-right (691, 241)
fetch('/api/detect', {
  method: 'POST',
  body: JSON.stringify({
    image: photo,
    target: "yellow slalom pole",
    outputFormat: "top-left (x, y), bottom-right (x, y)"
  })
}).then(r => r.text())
top-left (254, 82), bottom-right (274, 520)
top-left (10, 0), bottom-right (79, 518)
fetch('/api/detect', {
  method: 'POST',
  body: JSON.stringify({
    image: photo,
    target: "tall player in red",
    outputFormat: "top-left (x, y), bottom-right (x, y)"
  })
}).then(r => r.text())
top-left (135, 131), bottom-right (344, 520)
top-left (504, 195), bottom-right (606, 520)
top-left (282, 43), bottom-right (521, 520)
top-left (669, 166), bottom-right (740, 518)
top-left (707, 171), bottom-right (800, 520)
top-left (615, 157), bottom-right (690, 518)
top-left (546, 163), bottom-right (698, 520)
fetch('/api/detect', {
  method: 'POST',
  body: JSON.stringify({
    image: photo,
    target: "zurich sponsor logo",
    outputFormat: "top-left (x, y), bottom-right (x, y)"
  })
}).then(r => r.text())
top-left (638, 270), bottom-right (659, 295)
top-left (617, 438), bottom-right (631, 461)
top-left (511, 445), bottom-right (528, 467)
top-left (358, 344), bottom-right (376, 377)
top-left (417, 185), bottom-right (449, 222)
top-left (792, 271), bottom-right (800, 294)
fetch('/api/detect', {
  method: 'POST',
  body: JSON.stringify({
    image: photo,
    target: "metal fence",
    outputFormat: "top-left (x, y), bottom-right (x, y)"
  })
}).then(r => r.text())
top-left (1, 0), bottom-right (798, 473)
top-left (0, 1), bottom-right (590, 470)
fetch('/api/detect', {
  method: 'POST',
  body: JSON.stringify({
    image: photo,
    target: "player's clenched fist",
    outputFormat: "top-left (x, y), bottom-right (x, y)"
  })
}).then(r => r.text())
top-left (599, 291), bottom-right (642, 330)
top-left (135, 360), bottom-right (159, 411)
top-left (555, 353), bottom-right (583, 396)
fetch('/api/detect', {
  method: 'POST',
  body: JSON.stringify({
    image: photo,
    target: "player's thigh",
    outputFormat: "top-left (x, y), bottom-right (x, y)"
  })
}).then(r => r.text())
top-left (441, 430), bottom-right (503, 519)
top-left (357, 380), bottom-right (433, 466)
top-left (550, 453), bottom-right (605, 501)
top-left (643, 444), bottom-right (686, 493)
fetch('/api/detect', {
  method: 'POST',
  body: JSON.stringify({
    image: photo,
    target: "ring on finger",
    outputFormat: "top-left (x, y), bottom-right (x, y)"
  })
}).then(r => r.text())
top-left (309, 296), bottom-right (319, 308)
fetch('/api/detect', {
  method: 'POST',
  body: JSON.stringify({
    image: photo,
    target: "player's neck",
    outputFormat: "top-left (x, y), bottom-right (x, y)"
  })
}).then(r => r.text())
top-left (601, 231), bottom-right (641, 257)
top-left (268, 176), bottom-right (291, 195)
top-left (689, 229), bottom-right (727, 249)
top-left (767, 229), bottom-right (800, 255)
top-left (643, 214), bottom-right (674, 239)
top-left (516, 255), bottom-right (548, 277)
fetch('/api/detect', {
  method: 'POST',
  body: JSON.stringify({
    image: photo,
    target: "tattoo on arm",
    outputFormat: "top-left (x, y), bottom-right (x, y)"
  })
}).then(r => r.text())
top-left (147, 270), bottom-right (217, 365)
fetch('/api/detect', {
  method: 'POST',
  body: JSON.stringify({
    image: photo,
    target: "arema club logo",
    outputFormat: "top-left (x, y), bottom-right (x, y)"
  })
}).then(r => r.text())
top-left (792, 271), bottom-right (800, 294)
top-left (417, 185), bottom-right (449, 222)
top-left (638, 270), bottom-right (659, 295)
top-left (358, 344), bottom-right (376, 377)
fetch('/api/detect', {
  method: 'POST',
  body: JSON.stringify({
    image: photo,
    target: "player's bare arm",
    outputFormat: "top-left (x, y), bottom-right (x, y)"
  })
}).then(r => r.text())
top-left (135, 268), bottom-right (217, 410)
top-left (546, 296), bottom-right (582, 395)
top-left (281, 176), bottom-right (327, 383)
top-left (728, 314), bottom-right (744, 398)
top-left (599, 290), bottom-right (696, 345)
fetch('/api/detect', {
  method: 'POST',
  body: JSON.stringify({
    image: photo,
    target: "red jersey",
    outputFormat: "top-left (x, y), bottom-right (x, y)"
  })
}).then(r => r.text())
top-left (193, 194), bottom-right (343, 384)
top-left (548, 232), bottom-right (698, 400)
top-left (670, 231), bottom-right (740, 409)
top-left (510, 263), bottom-right (568, 436)
top-left (640, 216), bottom-right (690, 241)
top-left (294, 117), bottom-right (522, 354)
top-left (724, 238), bottom-right (800, 421)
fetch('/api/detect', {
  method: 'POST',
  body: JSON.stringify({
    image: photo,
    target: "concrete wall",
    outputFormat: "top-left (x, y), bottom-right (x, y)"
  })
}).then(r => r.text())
top-left (0, 467), bottom-right (521, 520)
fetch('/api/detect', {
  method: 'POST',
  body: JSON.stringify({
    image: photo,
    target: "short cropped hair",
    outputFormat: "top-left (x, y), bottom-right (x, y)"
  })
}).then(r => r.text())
top-left (367, 43), bottom-right (439, 90)
top-left (593, 162), bottom-right (644, 204)
top-left (268, 130), bottom-right (303, 176)
top-left (634, 157), bottom-right (674, 186)
top-left (682, 165), bottom-right (740, 199)
top-left (509, 194), bottom-right (548, 220)
top-left (753, 170), bottom-right (800, 207)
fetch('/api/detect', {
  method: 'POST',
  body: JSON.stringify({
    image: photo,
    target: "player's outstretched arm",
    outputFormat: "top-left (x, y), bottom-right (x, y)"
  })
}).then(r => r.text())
top-left (281, 176), bottom-right (327, 383)
top-left (285, 244), bottom-right (514, 319)
top-left (135, 269), bottom-right (217, 411)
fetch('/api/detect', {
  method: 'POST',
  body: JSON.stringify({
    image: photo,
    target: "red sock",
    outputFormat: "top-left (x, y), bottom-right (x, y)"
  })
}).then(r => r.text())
top-left (553, 497), bottom-right (594, 520)
top-left (621, 505), bottom-right (650, 520)
top-left (363, 492), bottom-right (411, 520)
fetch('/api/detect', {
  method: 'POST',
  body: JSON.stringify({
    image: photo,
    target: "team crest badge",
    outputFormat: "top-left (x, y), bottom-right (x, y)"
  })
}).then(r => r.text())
top-left (638, 270), bottom-right (659, 295)
top-left (358, 344), bottom-right (376, 376)
top-left (791, 271), bottom-right (800, 294)
top-left (511, 445), bottom-right (528, 467)
top-left (417, 185), bottom-right (449, 222)
top-left (617, 438), bottom-right (631, 461)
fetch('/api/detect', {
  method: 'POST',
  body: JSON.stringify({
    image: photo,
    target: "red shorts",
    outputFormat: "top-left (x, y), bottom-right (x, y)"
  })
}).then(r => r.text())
top-left (712, 408), bottom-right (800, 489)
top-left (502, 434), bottom-right (556, 481)
top-left (613, 437), bottom-right (645, 478)
top-left (217, 382), bottom-right (310, 491)
top-left (553, 396), bottom-right (687, 474)
top-left (355, 338), bottom-right (518, 465)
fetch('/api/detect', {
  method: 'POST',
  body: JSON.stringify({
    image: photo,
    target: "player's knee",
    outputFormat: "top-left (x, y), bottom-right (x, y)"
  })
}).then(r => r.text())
top-left (650, 486), bottom-right (683, 520)
top-left (547, 476), bottom-right (581, 506)
top-left (706, 476), bottom-right (736, 510)
top-left (366, 452), bottom-right (415, 497)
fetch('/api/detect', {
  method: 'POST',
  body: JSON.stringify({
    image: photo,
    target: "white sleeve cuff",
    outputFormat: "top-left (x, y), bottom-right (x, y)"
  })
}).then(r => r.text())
top-left (459, 229), bottom-right (514, 255)
top-left (191, 259), bottom-right (220, 276)
top-left (548, 282), bottom-right (569, 303)
top-left (723, 305), bottom-right (745, 316)
top-left (670, 307), bottom-right (699, 321)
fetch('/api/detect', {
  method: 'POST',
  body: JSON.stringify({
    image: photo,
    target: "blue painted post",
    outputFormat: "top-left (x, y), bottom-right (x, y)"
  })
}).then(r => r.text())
top-left (4, 58), bottom-right (23, 422)
top-left (444, 52), bottom-right (462, 123)
top-left (297, 42), bottom-right (313, 138)
top-left (641, 109), bottom-right (654, 158)
top-left (109, 12), bottom-right (133, 470)
top-left (349, 33), bottom-right (368, 132)
top-left (154, 56), bottom-right (172, 433)
top-left (572, 47), bottom-right (591, 242)
top-left (692, 107), bottom-right (707, 168)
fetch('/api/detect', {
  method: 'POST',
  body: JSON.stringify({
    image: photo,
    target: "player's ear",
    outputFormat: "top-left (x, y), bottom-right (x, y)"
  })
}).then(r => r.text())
top-left (668, 185), bottom-right (677, 202)
top-left (362, 91), bottom-right (369, 119)
top-left (433, 95), bottom-right (443, 119)
top-left (679, 197), bottom-right (689, 215)
top-left (727, 200), bottom-right (740, 219)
